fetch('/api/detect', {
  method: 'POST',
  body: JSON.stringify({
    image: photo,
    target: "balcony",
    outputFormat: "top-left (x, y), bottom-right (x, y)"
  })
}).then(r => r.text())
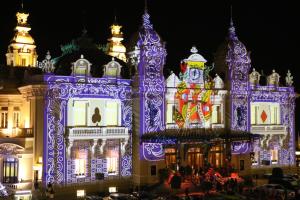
top-left (250, 125), bottom-right (287, 147)
top-left (0, 128), bottom-right (33, 138)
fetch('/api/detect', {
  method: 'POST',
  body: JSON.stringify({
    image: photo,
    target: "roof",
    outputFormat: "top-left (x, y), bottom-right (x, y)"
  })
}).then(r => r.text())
top-left (141, 128), bottom-right (260, 144)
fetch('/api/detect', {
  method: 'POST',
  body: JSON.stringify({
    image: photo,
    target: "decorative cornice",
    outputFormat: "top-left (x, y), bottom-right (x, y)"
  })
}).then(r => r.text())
top-left (18, 84), bottom-right (48, 100)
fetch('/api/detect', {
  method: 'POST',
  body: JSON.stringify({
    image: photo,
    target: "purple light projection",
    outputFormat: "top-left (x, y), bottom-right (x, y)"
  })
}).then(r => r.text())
top-left (135, 11), bottom-right (167, 161)
top-left (226, 18), bottom-right (295, 166)
top-left (43, 75), bottom-right (132, 184)
top-left (226, 18), bottom-right (251, 132)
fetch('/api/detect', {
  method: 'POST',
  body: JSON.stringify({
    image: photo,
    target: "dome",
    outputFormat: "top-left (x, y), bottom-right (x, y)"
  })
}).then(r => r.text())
top-left (12, 31), bottom-right (35, 44)
top-left (53, 33), bottom-right (130, 79)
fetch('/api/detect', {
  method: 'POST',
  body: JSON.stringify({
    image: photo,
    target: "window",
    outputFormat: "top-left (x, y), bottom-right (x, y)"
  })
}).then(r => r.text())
top-left (75, 150), bottom-right (87, 177)
top-left (251, 103), bottom-right (280, 125)
top-left (251, 151), bottom-right (259, 166)
top-left (270, 105), bottom-right (280, 124)
top-left (166, 103), bottom-right (175, 124)
top-left (106, 140), bottom-right (119, 175)
top-left (107, 156), bottom-right (118, 174)
top-left (150, 165), bottom-right (157, 176)
top-left (270, 149), bottom-right (278, 164)
top-left (240, 160), bottom-right (245, 171)
top-left (75, 159), bottom-right (86, 177)
top-left (251, 105), bottom-right (259, 124)
top-left (73, 101), bottom-right (88, 126)
top-left (13, 107), bottom-right (20, 128)
top-left (1, 107), bottom-right (8, 128)
top-left (21, 58), bottom-right (26, 66)
top-left (106, 101), bottom-right (119, 126)
top-left (3, 157), bottom-right (18, 183)
top-left (212, 105), bottom-right (221, 124)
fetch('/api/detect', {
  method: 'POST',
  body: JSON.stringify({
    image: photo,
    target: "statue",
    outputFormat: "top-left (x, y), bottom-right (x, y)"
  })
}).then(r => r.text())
top-left (285, 70), bottom-right (293, 86)
top-left (249, 68), bottom-right (261, 85)
top-left (38, 51), bottom-right (55, 73)
top-left (213, 74), bottom-right (224, 89)
top-left (267, 69), bottom-right (280, 86)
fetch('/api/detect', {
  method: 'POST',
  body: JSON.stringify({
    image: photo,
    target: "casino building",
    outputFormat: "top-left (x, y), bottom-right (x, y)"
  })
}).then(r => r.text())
top-left (0, 4), bottom-right (296, 190)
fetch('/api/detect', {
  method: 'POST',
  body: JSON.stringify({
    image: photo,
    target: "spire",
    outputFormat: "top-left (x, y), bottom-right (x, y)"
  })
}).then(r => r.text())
top-left (228, 5), bottom-right (237, 40)
top-left (142, 0), bottom-right (153, 30)
top-left (144, 0), bottom-right (148, 13)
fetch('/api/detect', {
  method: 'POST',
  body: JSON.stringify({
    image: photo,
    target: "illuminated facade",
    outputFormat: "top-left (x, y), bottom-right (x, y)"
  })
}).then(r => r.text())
top-left (6, 8), bottom-right (38, 67)
top-left (0, 7), bottom-right (296, 189)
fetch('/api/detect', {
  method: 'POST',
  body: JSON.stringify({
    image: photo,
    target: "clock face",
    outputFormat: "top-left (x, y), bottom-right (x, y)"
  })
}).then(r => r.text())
top-left (189, 68), bottom-right (201, 82)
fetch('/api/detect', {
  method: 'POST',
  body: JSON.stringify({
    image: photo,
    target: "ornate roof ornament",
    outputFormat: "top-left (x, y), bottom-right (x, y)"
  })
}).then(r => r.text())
top-left (103, 58), bottom-right (122, 77)
top-left (72, 54), bottom-right (92, 76)
top-left (213, 74), bottom-right (224, 89)
top-left (185, 46), bottom-right (207, 63)
top-left (285, 70), bottom-right (293, 86)
top-left (267, 69), bottom-right (280, 86)
top-left (249, 68), bottom-right (261, 86)
top-left (38, 51), bottom-right (55, 73)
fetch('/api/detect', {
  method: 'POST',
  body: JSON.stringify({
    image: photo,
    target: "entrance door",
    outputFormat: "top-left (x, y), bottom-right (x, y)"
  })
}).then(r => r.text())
top-left (208, 145), bottom-right (224, 168)
top-left (187, 148), bottom-right (203, 169)
top-left (3, 157), bottom-right (18, 183)
top-left (165, 148), bottom-right (176, 168)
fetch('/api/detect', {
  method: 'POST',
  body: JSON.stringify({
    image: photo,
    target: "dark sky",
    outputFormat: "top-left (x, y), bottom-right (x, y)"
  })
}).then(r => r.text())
top-left (0, 0), bottom-right (299, 133)
top-left (0, 0), bottom-right (299, 80)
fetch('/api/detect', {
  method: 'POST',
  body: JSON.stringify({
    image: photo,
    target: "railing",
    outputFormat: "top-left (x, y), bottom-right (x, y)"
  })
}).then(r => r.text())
top-left (67, 127), bottom-right (128, 140)
top-left (251, 125), bottom-right (287, 134)
top-left (0, 128), bottom-right (33, 138)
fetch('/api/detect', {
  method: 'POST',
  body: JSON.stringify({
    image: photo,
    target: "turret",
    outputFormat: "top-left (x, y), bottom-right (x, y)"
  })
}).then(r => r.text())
top-left (6, 3), bottom-right (38, 67)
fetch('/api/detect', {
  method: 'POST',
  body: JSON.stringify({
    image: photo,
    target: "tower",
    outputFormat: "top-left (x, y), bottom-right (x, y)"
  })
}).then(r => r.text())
top-left (131, 8), bottom-right (167, 185)
top-left (226, 18), bottom-right (251, 131)
top-left (107, 18), bottom-right (127, 62)
top-left (6, 4), bottom-right (38, 67)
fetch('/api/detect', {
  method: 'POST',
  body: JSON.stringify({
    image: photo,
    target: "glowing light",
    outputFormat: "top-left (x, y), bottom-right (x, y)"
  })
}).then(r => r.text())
top-left (38, 156), bottom-right (43, 164)
top-left (77, 190), bottom-right (85, 197)
top-left (109, 187), bottom-right (117, 193)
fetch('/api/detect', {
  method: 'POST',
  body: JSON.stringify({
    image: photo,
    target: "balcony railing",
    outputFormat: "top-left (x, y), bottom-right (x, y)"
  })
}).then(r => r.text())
top-left (250, 125), bottom-right (287, 134)
top-left (0, 128), bottom-right (33, 138)
top-left (67, 126), bottom-right (128, 140)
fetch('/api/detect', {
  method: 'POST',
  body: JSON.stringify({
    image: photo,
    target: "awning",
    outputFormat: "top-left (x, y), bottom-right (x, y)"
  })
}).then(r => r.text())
top-left (141, 128), bottom-right (261, 144)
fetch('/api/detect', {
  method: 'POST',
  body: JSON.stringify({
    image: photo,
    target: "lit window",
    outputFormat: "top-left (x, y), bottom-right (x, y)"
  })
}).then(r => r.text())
top-left (166, 103), bottom-right (175, 124)
top-left (212, 105), bottom-right (221, 124)
top-left (73, 101), bottom-right (88, 126)
top-left (250, 104), bottom-right (259, 125)
top-left (21, 58), bottom-right (26, 66)
top-left (106, 101), bottom-right (119, 126)
top-left (165, 148), bottom-right (176, 167)
top-left (75, 159), bottom-right (86, 177)
top-left (0, 107), bottom-right (8, 128)
top-left (251, 151), bottom-right (259, 166)
top-left (270, 149), bottom-right (278, 164)
top-left (270, 104), bottom-right (280, 124)
top-left (107, 156), bottom-right (118, 175)
top-left (13, 107), bottom-right (20, 128)
top-left (74, 149), bottom-right (87, 177)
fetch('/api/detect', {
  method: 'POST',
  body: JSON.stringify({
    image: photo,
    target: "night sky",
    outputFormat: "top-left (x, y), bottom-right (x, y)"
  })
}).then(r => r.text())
top-left (0, 0), bottom-right (299, 132)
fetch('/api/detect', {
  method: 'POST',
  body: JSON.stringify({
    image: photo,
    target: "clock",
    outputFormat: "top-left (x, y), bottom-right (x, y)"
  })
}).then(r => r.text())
top-left (189, 68), bottom-right (201, 82)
